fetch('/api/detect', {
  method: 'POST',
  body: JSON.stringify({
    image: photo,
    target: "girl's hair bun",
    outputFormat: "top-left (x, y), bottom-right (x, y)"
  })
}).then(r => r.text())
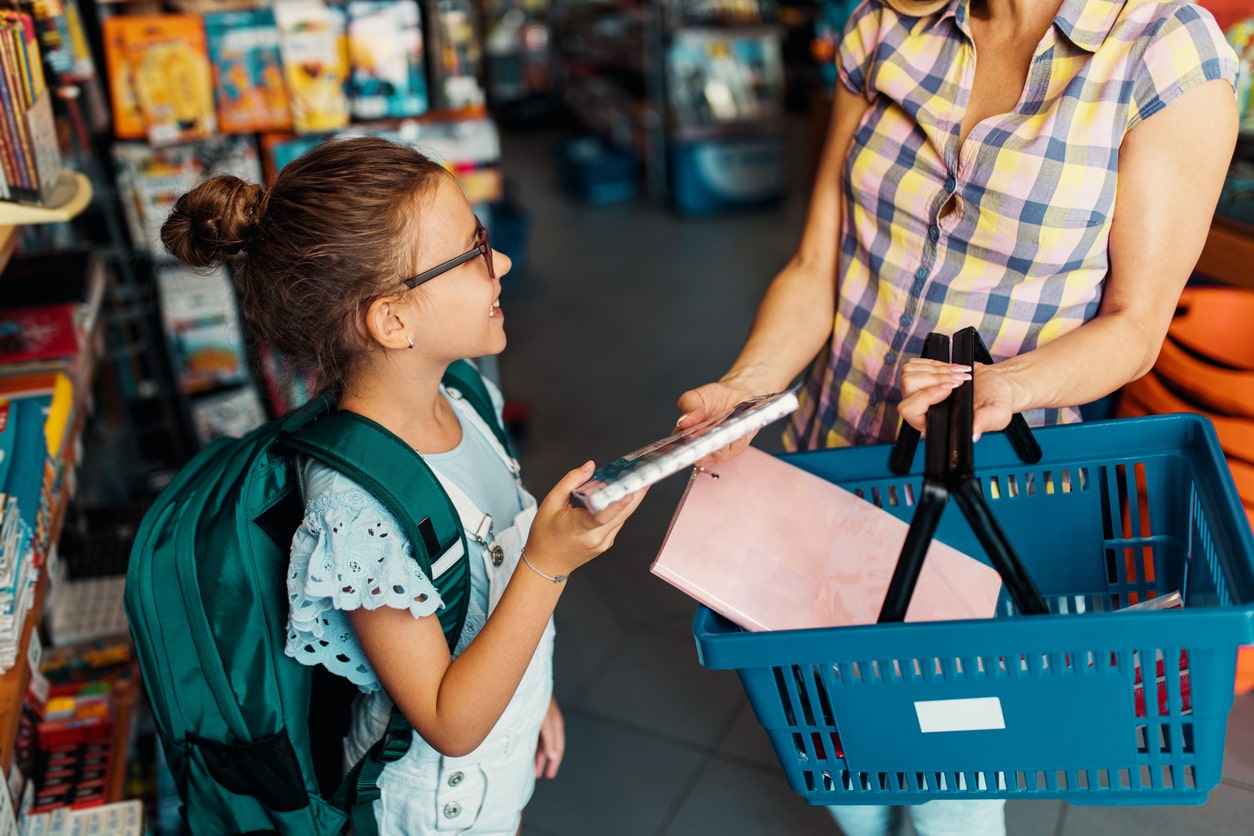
top-left (161, 175), bottom-right (265, 268)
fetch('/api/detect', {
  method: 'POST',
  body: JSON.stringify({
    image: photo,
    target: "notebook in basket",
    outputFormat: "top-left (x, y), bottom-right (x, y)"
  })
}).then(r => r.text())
top-left (651, 446), bottom-right (1003, 630)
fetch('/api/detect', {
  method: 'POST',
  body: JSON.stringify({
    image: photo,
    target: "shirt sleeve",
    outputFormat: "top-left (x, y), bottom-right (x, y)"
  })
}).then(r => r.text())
top-left (285, 462), bottom-right (449, 690)
top-left (1129, 2), bottom-right (1240, 130)
top-left (837, 0), bottom-right (888, 98)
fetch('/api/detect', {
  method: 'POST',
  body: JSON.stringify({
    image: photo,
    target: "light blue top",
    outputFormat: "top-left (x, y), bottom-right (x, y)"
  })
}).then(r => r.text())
top-left (284, 385), bottom-right (524, 692)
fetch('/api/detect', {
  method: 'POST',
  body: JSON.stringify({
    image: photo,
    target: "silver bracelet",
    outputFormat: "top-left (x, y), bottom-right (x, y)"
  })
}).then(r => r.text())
top-left (520, 550), bottom-right (567, 584)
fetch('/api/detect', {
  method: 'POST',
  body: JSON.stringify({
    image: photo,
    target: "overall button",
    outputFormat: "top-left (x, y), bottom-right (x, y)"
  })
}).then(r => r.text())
top-left (448, 771), bottom-right (464, 787)
top-left (444, 802), bottom-right (462, 819)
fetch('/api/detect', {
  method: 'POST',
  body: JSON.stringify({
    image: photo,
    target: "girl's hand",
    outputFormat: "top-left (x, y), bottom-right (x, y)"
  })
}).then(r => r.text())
top-left (524, 461), bottom-right (646, 580)
top-left (675, 380), bottom-right (761, 466)
top-left (535, 696), bottom-right (565, 779)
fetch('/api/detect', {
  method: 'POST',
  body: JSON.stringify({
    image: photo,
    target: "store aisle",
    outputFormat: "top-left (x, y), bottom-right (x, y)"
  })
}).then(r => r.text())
top-left (493, 121), bottom-right (1254, 836)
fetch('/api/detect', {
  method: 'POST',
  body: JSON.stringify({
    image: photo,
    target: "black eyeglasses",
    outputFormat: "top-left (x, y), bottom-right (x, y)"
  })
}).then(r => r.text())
top-left (401, 219), bottom-right (495, 290)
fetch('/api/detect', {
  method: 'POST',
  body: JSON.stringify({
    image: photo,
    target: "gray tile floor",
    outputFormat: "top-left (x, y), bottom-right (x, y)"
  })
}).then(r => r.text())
top-left (493, 119), bottom-right (1254, 836)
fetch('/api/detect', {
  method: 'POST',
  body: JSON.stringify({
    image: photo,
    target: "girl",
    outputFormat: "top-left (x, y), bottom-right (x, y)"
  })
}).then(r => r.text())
top-left (161, 135), bottom-right (645, 834)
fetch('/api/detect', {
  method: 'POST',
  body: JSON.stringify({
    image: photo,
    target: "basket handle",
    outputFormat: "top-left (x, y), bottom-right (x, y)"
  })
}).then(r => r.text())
top-left (888, 330), bottom-right (1042, 473)
top-left (879, 328), bottom-right (1049, 622)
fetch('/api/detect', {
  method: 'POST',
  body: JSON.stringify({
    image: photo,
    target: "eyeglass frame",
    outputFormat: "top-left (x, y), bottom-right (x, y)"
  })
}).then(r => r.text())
top-left (400, 218), bottom-right (495, 290)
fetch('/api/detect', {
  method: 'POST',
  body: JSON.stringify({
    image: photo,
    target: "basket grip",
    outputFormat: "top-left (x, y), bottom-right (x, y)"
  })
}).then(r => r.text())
top-left (889, 333), bottom-right (951, 475)
top-left (967, 328), bottom-right (1043, 465)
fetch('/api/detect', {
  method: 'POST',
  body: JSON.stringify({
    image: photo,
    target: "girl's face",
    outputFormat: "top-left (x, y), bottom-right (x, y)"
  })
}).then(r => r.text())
top-left (406, 176), bottom-right (512, 361)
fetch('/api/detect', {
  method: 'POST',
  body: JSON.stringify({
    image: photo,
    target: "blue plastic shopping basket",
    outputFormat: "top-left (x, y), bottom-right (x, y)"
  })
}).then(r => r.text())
top-left (692, 414), bottom-right (1254, 806)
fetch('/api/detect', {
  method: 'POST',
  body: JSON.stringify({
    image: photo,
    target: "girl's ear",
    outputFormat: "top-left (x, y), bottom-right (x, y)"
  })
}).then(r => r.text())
top-left (363, 297), bottom-right (413, 351)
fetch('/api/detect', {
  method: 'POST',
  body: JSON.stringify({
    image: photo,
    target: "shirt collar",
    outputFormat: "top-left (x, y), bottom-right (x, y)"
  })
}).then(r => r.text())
top-left (1053, 0), bottom-right (1125, 53)
top-left (940, 0), bottom-right (1124, 53)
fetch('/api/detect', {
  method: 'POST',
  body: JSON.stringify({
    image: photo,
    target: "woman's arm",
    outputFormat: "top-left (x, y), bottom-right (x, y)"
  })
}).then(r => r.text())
top-left (675, 84), bottom-right (871, 437)
top-left (900, 78), bottom-right (1239, 436)
top-left (349, 462), bottom-right (645, 756)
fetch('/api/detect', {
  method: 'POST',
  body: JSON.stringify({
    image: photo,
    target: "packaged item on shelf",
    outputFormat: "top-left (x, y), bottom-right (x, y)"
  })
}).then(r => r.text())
top-left (427, 0), bottom-right (486, 108)
top-left (666, 28), bottom-right (784, 129)
top-left (153, 263), bottom-right (250, 394)
top-left (273, 0), bottom-right (351, 133)
top-left (21, 799), bottom-right (144, 835)
top-left (111, 135), bottom-right (262, 258)
top-left (189, 384), bottom-right (268, 444)
top-left (204, 8), bottom-right (293, 134)
top-left (101, 15), bottom-right (216, 147)
top-left (0, 247), bottom-right (109, 398)
top-left (346, 0), bottom-right (429, 120)
top-left (262, 116), bottom-right (503, 204)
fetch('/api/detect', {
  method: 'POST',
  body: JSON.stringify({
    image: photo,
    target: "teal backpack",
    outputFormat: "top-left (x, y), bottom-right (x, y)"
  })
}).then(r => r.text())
top-left (124, 360), bottom-right (509, 835)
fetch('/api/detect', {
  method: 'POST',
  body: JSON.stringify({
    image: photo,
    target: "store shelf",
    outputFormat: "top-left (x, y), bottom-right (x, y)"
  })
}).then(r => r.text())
top-left (0, 569), bottom-right (49, 773)
top-left (0, 171), bottom-right (94, 226)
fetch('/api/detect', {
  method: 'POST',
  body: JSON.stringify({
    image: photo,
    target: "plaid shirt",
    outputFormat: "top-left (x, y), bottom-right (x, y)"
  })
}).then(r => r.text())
top-left (785, 0), bottom-right (1238, 451)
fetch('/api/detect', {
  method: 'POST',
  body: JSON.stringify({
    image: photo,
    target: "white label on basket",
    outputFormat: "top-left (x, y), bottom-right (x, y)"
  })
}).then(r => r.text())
top-left (914, 697), bottom-right (1006, 733)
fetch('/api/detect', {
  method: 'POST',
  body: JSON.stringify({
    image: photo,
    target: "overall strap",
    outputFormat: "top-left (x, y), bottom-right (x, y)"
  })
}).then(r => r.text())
top-left (282, 412), bottom-right (470, 653)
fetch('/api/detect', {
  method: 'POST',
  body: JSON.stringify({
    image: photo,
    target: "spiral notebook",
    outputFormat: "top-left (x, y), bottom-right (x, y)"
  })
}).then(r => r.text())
top-left (651, 446), bottom-right (1003, 631)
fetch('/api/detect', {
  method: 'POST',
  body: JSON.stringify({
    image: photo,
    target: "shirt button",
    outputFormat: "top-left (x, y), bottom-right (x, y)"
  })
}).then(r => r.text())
top-left (885, 352), bottom-right (897, 364)
top-left (448, 771), bottom-right (464, 787)
top-left (444, 802), bottom-right (462, 819)
top-left (869, 395), bottom-right (880, 406)
top-left (899, 314), bottom-right (911, 326)
top-left (928, 225), bottom-right (940, 241)
top-left (945, 177), bottom-right (956, 193)
top-left (915, 267), bottom-right (927, 280)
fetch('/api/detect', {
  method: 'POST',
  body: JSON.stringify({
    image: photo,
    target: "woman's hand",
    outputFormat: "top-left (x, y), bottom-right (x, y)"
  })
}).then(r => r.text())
top-left (897, 358), bottom-right (973, 434)
top-left (523, 461), bottom-right (646, 580)
top-left (535, 696), bottom-right (565, 779)
top-left (899, 358), bottom-right (1027, 441)
top-left (675, 380), bottom-right (762, 465)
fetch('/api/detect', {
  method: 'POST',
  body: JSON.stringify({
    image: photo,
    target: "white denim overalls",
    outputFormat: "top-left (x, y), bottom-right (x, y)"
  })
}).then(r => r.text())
top-left (349, 386), bottom-right (553, 834)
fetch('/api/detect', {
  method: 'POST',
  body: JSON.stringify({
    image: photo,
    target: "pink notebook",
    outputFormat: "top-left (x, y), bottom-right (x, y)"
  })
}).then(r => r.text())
top-left (651, 447), bottom-right (1003, 630)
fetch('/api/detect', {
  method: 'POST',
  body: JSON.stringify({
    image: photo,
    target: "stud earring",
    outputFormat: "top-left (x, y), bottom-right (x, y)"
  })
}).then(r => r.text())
top-left (406, 335), bottom-right (414, 349)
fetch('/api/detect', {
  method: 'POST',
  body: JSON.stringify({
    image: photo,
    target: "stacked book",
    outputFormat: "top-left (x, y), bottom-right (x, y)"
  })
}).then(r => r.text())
top-left (0, 249), bottom-right (108, 673)
top-left (0, 375), bottom-right (73, 672)
top-left (0, 9), bottom-right (62, 206)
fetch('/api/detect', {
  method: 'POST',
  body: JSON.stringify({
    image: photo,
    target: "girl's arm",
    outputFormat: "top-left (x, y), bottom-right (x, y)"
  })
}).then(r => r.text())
top-left (674, 84), bottom-right (870, 449)
top-left (349, 462), bottom-right (645, 756)
top-left (899, 78), bottom-right (1239, 436)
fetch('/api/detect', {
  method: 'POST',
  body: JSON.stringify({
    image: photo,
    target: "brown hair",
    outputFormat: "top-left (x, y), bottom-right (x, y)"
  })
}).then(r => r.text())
top-left (161, 135), bottom-right (449, 395)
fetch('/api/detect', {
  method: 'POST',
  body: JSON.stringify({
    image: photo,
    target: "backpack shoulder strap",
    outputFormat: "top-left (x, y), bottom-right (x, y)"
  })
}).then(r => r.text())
top-left (441, 359), bottom-right (512, 455)
top-left (282, 411), bottom-right (470, 653)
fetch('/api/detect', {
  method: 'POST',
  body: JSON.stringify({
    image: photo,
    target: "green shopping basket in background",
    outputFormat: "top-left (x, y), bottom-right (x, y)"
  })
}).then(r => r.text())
top-left (692, 414), bottom-right (1254, 806)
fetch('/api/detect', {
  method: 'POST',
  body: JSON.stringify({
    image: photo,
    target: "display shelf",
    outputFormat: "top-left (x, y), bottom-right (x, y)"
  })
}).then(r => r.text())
top-left (0, 172), bottom-right (94, 226)
top-left (0, 569), bottom-right (49, 773)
